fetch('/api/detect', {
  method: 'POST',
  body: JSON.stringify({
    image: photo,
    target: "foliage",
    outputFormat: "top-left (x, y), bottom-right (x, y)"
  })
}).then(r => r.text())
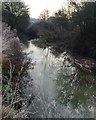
top-left (37, 2), bottom-right (96, 59)
top-left (38, 15), bottom-right (70, 44)
top-left (56, 63), bottom-right (96, 110)
top-left (39, 9), bottom-right (49, 20)
top-left (2, 105), bottom-right (19, 118)
top-left (2, 23), bottom-right (33, 118)
top-left (2, 2), bottom-right (30, 37)
top-left (70, 2), bottom-right (96, 58)
top-left (71, 2), bottom-right (95, 33)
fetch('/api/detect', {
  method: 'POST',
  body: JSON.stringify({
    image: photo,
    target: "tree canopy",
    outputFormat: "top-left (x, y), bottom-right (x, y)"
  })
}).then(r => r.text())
top-left (39, 9), bottom-right (49, 20)
top-left (2, 2), bottom-right (30, 32)
top-left (37, 2), bottom-right (96, 59)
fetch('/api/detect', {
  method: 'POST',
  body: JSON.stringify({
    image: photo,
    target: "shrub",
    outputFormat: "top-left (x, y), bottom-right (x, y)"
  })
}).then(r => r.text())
top-left (2, 23), bottom-right (32, 118)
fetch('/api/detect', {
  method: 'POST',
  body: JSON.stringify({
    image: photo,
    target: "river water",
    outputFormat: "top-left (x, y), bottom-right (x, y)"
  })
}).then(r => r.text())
top-left (22, 40), bottom-right (96, 118)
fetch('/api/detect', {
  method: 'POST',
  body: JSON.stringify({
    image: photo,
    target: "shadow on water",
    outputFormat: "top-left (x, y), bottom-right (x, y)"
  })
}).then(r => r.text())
top-left (22, 40), bottom-right (96, 118)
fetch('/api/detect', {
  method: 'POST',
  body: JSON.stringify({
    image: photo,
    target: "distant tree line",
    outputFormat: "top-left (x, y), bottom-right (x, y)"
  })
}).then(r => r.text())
top-left (2, 2), bottom-right (96, 59)
top-left (35, 2), bottom-right (96, 59)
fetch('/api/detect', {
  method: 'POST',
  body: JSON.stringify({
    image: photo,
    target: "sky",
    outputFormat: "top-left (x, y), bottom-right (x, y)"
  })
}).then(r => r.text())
top-left (23, 0), bottom-right (69, 18)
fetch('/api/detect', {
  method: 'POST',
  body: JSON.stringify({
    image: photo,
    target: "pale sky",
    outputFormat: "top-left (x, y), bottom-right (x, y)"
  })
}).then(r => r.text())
top-left (23, 0), bottom-right (68, 18)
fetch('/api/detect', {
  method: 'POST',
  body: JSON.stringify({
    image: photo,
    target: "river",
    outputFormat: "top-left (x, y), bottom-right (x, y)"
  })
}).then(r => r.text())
top-left (22, 40), bottom-right (96, 118)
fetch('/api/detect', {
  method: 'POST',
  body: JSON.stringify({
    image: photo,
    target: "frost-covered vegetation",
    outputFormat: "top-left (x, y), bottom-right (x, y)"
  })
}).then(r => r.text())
top-left (1, 1), bottom-right (96, 118)
top-left (2, 23), bottom-right (32, 118)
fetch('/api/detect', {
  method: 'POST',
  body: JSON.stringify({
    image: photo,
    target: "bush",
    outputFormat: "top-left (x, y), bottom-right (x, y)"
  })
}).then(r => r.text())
top-left (2, 23), bottom-right (32, 118)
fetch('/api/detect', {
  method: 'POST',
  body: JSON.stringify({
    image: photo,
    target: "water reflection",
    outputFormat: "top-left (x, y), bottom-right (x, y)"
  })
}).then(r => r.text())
top-left (23, 41), bottom-right (95, 118)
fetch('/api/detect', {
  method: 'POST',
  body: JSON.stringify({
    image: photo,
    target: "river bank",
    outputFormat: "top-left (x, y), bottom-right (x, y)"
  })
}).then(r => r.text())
top-left (31, 39), bottom-right (96, 74)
